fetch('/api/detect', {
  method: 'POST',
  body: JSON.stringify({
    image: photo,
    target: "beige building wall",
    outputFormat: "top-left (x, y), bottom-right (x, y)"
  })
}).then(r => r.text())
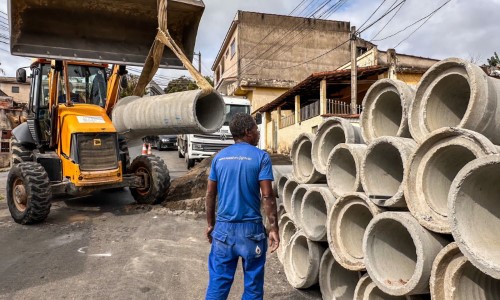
top-left (215, 27), bottom-right (239, 83)
top-left (0, 81), bottom-right (30, 104)
top-left (246, 87), bottom-right (288, 113)
top-left (276, 116), bottom-right (324, 154)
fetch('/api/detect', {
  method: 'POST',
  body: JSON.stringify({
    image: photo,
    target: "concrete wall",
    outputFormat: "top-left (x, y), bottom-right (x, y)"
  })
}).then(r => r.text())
top-left (215, 27), bottom-right (239, 84)
top-left (0, 80), bottom-right (30, 104)
top-left (247, 87), bottom-right (289, 113)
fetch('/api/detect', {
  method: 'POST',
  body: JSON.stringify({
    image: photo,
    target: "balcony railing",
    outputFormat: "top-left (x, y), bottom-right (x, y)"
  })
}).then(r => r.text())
top-left (300, 100), bottom-right (320, 121)
top-left (327, 99), bottom-right (363, 115)
top-left (280, 114), bottom-right (295, 129)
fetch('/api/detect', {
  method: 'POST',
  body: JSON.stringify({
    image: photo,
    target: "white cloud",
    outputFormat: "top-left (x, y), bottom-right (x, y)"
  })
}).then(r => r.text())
top-left (0, 0), bottom-right (498, 81)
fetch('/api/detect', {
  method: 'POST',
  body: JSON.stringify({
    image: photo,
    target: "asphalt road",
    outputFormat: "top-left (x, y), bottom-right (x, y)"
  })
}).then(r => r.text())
top-left (0, 146), bottom-right (321, 300)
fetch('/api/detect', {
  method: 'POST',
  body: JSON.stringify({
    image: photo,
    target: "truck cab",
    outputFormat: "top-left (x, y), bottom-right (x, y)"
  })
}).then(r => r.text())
top-left (177, 97), bottom-right (251, 169)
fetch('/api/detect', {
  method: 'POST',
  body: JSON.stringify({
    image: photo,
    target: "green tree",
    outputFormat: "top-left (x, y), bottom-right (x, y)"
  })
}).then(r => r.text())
top-left (164, 75), bottom-right (214, 94)
top-left (487, 52), bottom-right (500, 67)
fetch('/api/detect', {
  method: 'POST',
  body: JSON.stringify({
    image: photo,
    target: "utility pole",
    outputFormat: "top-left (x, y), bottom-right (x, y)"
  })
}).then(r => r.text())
top-left (195, 52), bottom-right (202, 73)
top-left (350, 26), bottom-right (358, 115)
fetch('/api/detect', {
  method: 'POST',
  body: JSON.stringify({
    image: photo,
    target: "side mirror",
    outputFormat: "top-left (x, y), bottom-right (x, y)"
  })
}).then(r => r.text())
top-left (16, 68), bottom-right (26, 83)
top-left (255, 113), bottom-right (262, 125)
top-left (120, 76), bottom-right (128, 89)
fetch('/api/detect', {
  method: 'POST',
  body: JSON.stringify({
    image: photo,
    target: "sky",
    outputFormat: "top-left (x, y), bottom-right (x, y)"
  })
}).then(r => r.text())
top-left (0, 0), bottom-right (498, 86)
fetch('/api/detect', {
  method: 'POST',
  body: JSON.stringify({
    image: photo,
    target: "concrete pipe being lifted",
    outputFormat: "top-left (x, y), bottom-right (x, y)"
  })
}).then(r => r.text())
top-left (282, 179), bottom-right (299, 216)
top-left (300, 186), bottom-right (335, 241)
top-left (404, 128), bottom-right (499, 233)
top-left (354, 274), bottom-right (428, 300)
top-left (363, 212), bottom-right (448, 296)
top-left (360, 137), bottom-right (417, 208)
top-left (277, 215), bottom-right (297, 263)
top-left (319, 248), bottom-right (361, 300)
top-left (284, 231), bottom-right (326, 289)
top-left (360, 79), bottom-right (415, 144)
top-left (291, 184), bottom-right (328, 230)
top-left (327, 193), bottom-right (383, 271)
top-left (311, 117), bottom-right (364, 175)
top-left (112, 90), bottom-right (225, 141)
top-left (408, 57), bottom-right (500, 144)
top-left (326, 143), bottom-right (367, 198)
top-left (430, 242), bottom-right (500, 300)
top-left (291, 133), bottom-right (325, 184)
top-left (449, 155), bottom-right (500, 280)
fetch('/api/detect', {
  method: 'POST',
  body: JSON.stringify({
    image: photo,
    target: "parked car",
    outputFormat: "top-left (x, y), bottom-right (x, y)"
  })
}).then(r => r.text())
top-left (156, 135), bottom-right (178, 151)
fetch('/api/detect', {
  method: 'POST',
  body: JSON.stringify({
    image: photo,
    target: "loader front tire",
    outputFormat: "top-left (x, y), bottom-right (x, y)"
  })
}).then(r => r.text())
top-left (129, 155), bottom-right (170, 205)
top-left (7, 162), bottom-right (52, 224)
top-left (11, 136), bottom-right (33, 164)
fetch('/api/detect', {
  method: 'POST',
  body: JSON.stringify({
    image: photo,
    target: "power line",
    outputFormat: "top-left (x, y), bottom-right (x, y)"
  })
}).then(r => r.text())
top-left (357, 0), bottom-right (405, 34)
top-left (370, 0), bottom-right (406, 40)
top-left (357, 0), bottom-right (388, 32)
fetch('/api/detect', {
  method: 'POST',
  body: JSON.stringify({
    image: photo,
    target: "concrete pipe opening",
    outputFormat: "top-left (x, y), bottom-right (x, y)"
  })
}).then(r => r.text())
top-left (328, 193), bottom-right (382, 271)
top-left (291, 185), bottom-right (308, 228)
top-left (320, 249), bottom-right (360, 300)
top-left (405, 128), bottom-right (498, 233)
top-left (301, 188), bottom-right (333, 241)
top-left (277, 175), bottom-right (290, 200)
top-left (278, 213), bottom-right (293, 263)
top-left (451, 156), bottom-right (500, 279)
top-left (372, 91), bottom-right (403, 138)
top-left (292, 133), bottom-right (325, 184)
top-left (354, 275), bottom-right (410, 300)
top-left (283, 180), bottom-right (298, 215)
top-left (424, 74), bottom-right (470, 132)
top-left (319, 127), bottom-right (345, 171)
top-left (327, 144), bottom-right (366, 197)
top-left (293, 235), bottom-right (315, 278)
top-left (297, 141), bottom-right (315, 180)
top-left (454, 261), bottom-right (500, 299)
top-left (195, 92), bottom-right (227, 132)
top-left (287, 232), bottom-right (324, 289)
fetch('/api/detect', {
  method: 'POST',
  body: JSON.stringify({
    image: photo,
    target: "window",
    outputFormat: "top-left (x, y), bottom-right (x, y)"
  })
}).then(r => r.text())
top-left (11, 86), bottom-right (19, 93)
top-left (225, 49), bottom-right (229, 58)
top-left (230, 39), bottom-right (236, 57)
top-left (357, 47), bottom-right (368, 56)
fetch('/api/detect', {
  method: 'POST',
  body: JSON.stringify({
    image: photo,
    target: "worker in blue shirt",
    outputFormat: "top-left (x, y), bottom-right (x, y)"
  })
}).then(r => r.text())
top-left (205, 113), bottom-right (280, 300)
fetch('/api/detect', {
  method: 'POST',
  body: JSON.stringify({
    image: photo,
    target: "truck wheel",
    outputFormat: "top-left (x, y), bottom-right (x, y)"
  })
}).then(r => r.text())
top-left (186, 154), bottom-right (195, 169)
top-left (178, 148), bottom-right (184, 158)
top-left (11, 136), bottom-right (33, 164)
top-left (129, 155), bottom-right (170, 205)
top-left (7, 162), bottom-right (52, 224)
top-left (118, 136), bottom-right (131, 171)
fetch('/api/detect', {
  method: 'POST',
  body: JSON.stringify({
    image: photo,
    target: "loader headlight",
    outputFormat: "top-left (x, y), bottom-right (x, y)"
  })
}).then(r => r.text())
top-left (192, 143), bottom-right (203, 150)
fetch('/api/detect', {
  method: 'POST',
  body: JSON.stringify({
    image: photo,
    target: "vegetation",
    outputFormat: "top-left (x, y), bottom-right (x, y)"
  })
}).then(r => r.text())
top-left (487, 52), bottom-right (500, 67)
top-left (164, 76), bottom-right (214, 94)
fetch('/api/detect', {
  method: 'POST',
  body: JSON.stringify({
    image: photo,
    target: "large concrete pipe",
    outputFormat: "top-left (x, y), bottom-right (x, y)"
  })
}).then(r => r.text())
top-left (291, 184), bottom-right (328, 230)
top-left (326, 143), bottom-right (367, 198)
top-left (278, 215), bottom-right (297, 263)
top-left (449, 155), bottom-right (500, 280)
top-left (404, 128), bottom-right (499, 233)
top-left (311, 117), bottom-right (364, 175)
top-left (360, 79), bottom-right (415, 144)
top-left (327, 193), bottom-right (383, 271)
top-left (408, 57), bottom-right (500, 144)
top-left (300, 186), bottom-right (335, 241)
top-left (272, 165), bottom-right (293, 198)
top-left (363, 212), bottom-right (447, 296)
top-left (277, 174), bottom-right (291, 200)
top-left (112, 90), bottom-right (225, 141)
top-left (319, 248), bottom-right (361, 300)
top-left (284, 231), bottom-right (326, 289)
top-left (430, 242), bottom-right (500, 300)
top-left (354, 274), bottom-right (428, 300)
top-left (282, 179), bottom-right (299, 216)
top-left (360, 137), bottom-right (416, 208)
top-left (291, 133), bottom-right (325, 184)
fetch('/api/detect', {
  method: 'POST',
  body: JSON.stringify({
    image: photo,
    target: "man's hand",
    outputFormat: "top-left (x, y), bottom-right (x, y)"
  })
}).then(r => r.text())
top-left (268, 230), bottom-right (280, 253)
top-left (206, 225), bottom-right (214, 244)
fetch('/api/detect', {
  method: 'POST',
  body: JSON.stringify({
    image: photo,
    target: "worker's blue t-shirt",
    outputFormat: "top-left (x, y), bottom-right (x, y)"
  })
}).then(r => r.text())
top-left (208, 142), bottom-right (274, 222)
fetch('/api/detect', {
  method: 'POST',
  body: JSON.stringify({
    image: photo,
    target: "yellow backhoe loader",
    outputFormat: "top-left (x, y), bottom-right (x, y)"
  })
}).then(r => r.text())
top-left (6, 0), bottom-right (224, 224)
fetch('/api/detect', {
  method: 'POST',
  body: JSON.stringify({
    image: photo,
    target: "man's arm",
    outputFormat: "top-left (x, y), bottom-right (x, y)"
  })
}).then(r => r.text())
top-left (205, 179), bottom-right (217, 243)
top-left (260, 180), bottom-right (280, 253)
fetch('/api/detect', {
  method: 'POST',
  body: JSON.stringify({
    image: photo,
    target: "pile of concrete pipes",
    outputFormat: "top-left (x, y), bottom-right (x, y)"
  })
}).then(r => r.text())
top-left (275, 57), bottom-right (500, 299)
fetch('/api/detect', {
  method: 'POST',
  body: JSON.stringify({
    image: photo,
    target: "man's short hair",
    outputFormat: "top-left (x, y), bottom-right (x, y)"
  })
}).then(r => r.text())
top-left (229, 113), bottom-right (256, 139)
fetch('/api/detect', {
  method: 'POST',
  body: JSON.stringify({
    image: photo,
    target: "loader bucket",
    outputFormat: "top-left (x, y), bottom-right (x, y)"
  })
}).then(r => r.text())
top-left (8, 0), bottom-right (204, 68)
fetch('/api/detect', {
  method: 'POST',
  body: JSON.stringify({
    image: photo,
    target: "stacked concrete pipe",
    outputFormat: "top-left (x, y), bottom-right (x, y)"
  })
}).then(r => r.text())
top-left (284, 231), bottom-right (325, 289)
top-left (354, 274), bottom-right (428, 300)
top-left (112, 90), bottom-right (226, 141)
top-left (360, 136), bottom-right (417, 208)
top-left (300, 186), bottom-right (335, 241)
top-left (360, 78), bottom-right (415, 144)
top-left (449, 155), bottom-right (500, 280)
top-left (404, 128), bottom-right (499, 233)
top-left (408, 57), bottom-right (500, 144)
top-left (430, 242), bottom-right (500, 300)
top-left (311, 117), bottom-right (364, 175)
top-left (326, 143), bottom-right (367, 198)
top-left (319, 249), bottom-right (360, 300)
top-left (272, 165), bottom-right (293, 198)
top-left (278, 214), bottom-right (297, 263)
top-left (291, 133), bottom-right (325, 184)
top-left (327, 193), bottom-right (383, 271)
top-left (363, 212), bottom-right (447, 296)
top-left (290, 184), bottom-right (327, 229)
top-left (282, 179), bottom-right (299, 214)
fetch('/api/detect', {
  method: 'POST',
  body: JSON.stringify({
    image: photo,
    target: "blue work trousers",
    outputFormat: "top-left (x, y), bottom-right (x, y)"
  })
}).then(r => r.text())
top-left (205, 221), bottom-right (268, 300)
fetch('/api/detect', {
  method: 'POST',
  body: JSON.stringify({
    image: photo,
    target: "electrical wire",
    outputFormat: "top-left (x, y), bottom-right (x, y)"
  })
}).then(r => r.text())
top-left (370, 0), bottom-right (406, 40)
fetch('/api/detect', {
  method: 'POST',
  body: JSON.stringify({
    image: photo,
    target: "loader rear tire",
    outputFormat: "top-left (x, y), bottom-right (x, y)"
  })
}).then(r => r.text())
top-left (129, 155), bottom-right (170, 205)
top-left (11, 136), bottom-right (33, 164)
top-left (7, 162), bottom-right (52, 224)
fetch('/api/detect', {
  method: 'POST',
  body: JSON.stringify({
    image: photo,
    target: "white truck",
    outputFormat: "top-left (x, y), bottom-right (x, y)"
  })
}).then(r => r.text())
top-left (177, 96), bottom-right (251, 169)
